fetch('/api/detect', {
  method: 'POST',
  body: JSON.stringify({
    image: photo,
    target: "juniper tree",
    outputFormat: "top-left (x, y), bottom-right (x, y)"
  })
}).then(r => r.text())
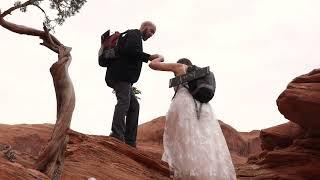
top-left (0, 1), bottom-right (86, 179)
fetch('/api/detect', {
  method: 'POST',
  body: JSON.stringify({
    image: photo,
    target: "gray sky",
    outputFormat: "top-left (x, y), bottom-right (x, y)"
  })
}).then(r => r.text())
top-left (0, 0), bottom-right (319, 135)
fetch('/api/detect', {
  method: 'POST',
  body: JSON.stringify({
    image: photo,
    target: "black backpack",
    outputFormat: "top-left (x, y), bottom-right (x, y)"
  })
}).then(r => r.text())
top-left (186, 65), bottom-right (216, 103)
top-left (170, 65), bottom-right (216, 119)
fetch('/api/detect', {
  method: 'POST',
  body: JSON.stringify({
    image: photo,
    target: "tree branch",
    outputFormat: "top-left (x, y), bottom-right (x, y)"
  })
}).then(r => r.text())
top-left (32, 3), bottom-right (46, 16)
top-left (40, 42), bottom-right (59, 53)
top-left (0, 17), bottom-right (62, 53)
top-left (0, 0), bottom-right (38, 18)
top-left (43, 23), bottom-right (56, 47)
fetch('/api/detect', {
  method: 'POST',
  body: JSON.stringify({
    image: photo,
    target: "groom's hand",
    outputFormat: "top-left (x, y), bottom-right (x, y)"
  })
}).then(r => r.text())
top-left (149, 54), bottom-right (160, 61)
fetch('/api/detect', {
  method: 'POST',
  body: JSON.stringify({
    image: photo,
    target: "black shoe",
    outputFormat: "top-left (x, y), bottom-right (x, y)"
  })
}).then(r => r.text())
top-left (109, 132), bottom-right (124, 142)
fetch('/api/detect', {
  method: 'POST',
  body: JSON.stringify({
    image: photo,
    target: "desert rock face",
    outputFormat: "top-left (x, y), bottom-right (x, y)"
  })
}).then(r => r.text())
top-left (240, 130), bottom-right (262, 156)
top-left (220, 121), bottom-right (261, 157)
top-left (0, 117), bottom-right (260, 179)
top-left (277, 68), bottom-right (320, 131)
top-left (237, 68), bottom-right (320, 179)
top-left (0, 124), bottom-right (169, 180)
top-left (260, 122), bottom-right (305, 151)
top-left (137, 116), bottom-right (165, 146)
top-left (0, 154), bottom-right (48, 180)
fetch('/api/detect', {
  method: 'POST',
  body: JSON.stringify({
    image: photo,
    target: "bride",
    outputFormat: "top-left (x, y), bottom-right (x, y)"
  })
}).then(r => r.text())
top-left (149, 56), bottom-right (236, 180)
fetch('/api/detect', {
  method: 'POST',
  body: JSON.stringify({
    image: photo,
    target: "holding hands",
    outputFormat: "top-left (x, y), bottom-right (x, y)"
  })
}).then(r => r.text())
top-left (149, 54), bottom-right (164, 62)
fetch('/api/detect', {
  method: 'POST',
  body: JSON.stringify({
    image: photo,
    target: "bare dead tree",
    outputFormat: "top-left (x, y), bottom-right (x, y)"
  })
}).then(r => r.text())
top-left (0, 0), bottom-right (86, 179)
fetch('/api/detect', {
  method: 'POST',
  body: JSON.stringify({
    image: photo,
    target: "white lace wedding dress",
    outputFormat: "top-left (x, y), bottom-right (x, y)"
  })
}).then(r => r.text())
top-left (162, 87), bottom-right (236, 180)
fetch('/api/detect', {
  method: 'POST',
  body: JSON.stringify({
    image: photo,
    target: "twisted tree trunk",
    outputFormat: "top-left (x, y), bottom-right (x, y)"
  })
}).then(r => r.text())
top-left (34, 46), bottom-right (75, 179)
top-left (1, 9), bottom-right (75, 179)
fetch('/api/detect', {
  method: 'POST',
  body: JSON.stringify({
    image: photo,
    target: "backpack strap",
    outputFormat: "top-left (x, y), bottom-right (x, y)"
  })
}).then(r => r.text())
top-left (114, 30), bottom-right (129, 52)
top-left (115, 31), bottom-right (128, 43)
top-left (171, 85), bottom-right (180, 101)
top-left (120, 30), bottom-right (128, 35)
top-left (183, 84), bottom-right (202, 120)
top-left (193, 98), bottom-right (202, 120)
top-left (172, 84), bottom-right (203, 120)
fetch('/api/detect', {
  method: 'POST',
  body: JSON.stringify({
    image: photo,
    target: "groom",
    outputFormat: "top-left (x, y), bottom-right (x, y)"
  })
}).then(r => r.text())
top-left (106, 21), bottom-right (158, 147)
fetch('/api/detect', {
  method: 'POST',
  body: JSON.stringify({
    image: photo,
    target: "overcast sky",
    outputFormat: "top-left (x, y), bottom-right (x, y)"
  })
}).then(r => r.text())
top-left (0, 0), bottom-right (319, 135)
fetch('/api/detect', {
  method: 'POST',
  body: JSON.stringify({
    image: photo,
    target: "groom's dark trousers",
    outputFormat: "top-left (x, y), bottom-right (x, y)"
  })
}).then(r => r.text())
top-left (110, 81), bottom-right (139, 147)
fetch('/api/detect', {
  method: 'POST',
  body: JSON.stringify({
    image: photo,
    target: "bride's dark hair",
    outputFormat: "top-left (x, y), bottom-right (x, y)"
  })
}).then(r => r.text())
top-left (177, 58), bottom-right (192, 66)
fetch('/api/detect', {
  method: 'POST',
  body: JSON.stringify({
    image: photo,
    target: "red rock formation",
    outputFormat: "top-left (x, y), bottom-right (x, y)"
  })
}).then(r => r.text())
top-left (218, 121), bottom-right (248, 156)
top-left (137, 116), bottom-right (165, 145)
top-left (240, 130), bottom-right (262, 155)
top-left (0, 118), bottom-right (262, 179)
top-left (238, 138), bottom-right (320, 179)
top-left (238, 68), bottom-right (320, 179)
top-left (0, 124), bottom-right (170, 180)
top-left (220, 121), bottom-right (262, 157)
top-left (277, 68), bottom-right (320, 131)
top-left (260, 122), bottom-right (305, 150)
top-left (0, 157), bottom-right (49, 180)
top-left (137, 116), bottom-right (166, 160)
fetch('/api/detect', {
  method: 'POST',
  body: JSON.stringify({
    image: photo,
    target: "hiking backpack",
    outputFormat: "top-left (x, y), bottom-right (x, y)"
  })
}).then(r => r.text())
top-left (98, 30), bottom-right (126, 67)
top-left (169, 65), bottom-right (216, 119)
top-left (186, 65), bottom-right (216, 103)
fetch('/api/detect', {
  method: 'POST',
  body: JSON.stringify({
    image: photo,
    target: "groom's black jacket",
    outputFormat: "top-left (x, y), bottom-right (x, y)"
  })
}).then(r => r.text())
top-left (105, 29), bottom-right (150, 86)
